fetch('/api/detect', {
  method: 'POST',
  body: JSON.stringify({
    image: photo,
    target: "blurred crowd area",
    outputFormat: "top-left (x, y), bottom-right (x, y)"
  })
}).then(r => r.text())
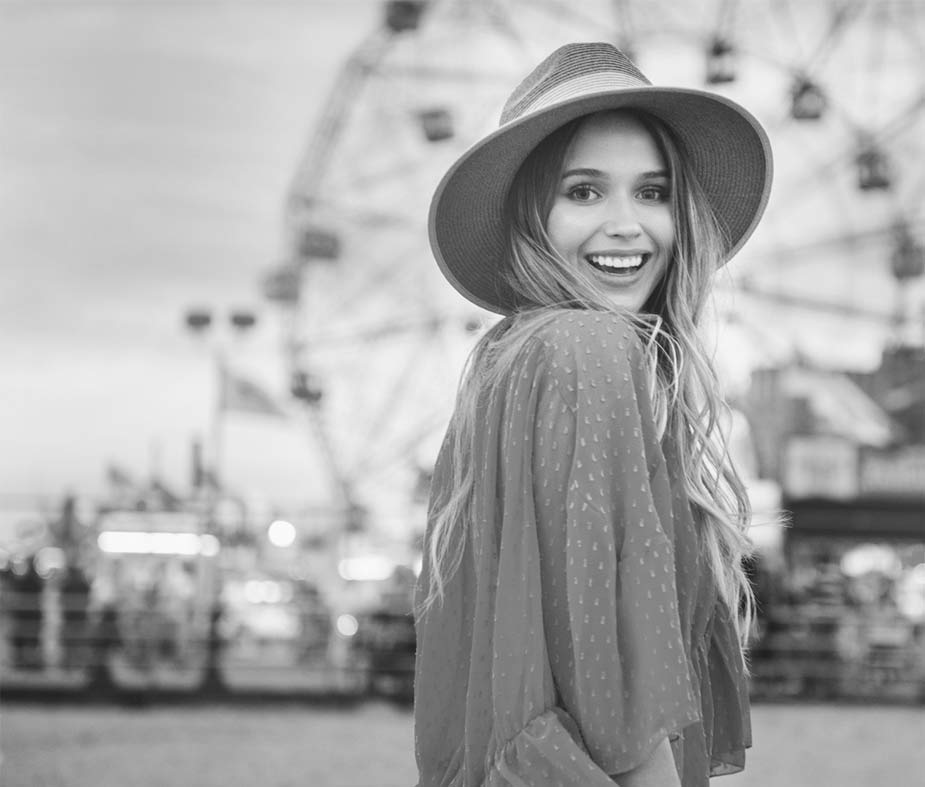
top-left (1, 466), bottom-right (924, 706)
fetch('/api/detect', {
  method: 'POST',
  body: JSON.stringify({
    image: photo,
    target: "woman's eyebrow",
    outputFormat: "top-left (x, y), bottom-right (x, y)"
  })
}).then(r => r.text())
top-left (560, 167), bottom-right (670, 179)
top-left (560, 167), bottom-right (606, 179)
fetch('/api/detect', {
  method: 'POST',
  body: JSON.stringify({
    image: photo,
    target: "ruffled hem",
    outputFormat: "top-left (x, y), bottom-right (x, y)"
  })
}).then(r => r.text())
top-left (483, 707), bottom-right (700, 787)
top-left (485, 709), bottom-right (617, 787)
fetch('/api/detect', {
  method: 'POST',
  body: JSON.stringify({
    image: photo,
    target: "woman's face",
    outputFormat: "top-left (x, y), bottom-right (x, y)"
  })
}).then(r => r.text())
top-left (545, 111), bottom-right (674, 313)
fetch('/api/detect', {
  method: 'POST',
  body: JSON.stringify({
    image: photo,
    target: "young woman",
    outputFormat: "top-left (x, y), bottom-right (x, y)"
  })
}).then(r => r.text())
top-left (414, 42), bottom-right (773, 787)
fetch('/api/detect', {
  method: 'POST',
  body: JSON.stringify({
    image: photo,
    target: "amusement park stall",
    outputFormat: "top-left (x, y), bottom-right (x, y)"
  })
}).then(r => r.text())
top-left (0, 504), bottom-right (223, 694)
top-left (749, 437), bottom-right (925, 702)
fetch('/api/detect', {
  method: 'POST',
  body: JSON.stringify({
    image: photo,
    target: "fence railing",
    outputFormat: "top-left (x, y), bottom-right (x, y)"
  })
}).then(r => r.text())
top-left (2, 593), bottom-right (923, 703)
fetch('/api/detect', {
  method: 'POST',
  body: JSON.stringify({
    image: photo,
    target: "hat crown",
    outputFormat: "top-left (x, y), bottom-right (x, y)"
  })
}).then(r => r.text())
top-left (500, 42), bottom-right (651, 125)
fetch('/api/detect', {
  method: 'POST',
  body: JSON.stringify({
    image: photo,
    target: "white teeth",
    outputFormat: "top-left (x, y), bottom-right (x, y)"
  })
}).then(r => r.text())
top-left (588, 254), bottom-right (645, 269)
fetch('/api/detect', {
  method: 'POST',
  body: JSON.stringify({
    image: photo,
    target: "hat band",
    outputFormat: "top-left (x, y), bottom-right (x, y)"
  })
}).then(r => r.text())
top-left (513, 71), bottom-right (650, 122)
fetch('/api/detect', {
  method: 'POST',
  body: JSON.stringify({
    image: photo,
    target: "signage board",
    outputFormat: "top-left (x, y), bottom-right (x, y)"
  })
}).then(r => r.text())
top-left (860, 446), bottom-right (925, 499)
top-left (782, 435), bottom-right (859, 500)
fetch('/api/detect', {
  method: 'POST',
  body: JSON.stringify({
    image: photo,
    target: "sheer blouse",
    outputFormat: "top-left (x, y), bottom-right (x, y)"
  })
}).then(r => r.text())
top-left (414, 310), bottom-right (751, 787)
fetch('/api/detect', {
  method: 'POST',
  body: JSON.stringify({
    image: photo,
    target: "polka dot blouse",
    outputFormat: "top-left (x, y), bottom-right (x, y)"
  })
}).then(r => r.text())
top-left (414, 310), bottom-right (751, 787)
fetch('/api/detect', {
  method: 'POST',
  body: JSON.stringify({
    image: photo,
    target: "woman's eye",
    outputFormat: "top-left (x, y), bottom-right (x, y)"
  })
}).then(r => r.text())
top-left (568, 185), bottom-right (597, 202)
top-left (637, 186), bottom-right (668, 202)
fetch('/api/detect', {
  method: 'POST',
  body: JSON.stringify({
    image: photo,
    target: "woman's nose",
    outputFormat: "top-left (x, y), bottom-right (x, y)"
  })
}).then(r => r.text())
top-left (602, 198), bottom-right (642, 239)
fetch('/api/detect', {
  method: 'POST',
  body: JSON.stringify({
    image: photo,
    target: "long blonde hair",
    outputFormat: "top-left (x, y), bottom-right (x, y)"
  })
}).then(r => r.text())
top-left (421, 109), bottom-right (755, 644)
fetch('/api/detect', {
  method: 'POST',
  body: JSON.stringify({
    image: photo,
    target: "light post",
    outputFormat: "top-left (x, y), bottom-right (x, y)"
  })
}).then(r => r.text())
top-left (182, 306), bottom-right (258, 696)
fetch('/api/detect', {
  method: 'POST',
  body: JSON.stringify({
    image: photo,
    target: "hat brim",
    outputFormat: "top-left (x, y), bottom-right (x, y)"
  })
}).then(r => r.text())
top-left (429, 87), bottom-right (773, 315)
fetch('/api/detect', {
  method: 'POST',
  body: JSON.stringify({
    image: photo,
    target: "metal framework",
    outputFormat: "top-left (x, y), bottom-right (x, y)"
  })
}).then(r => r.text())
top-left (269, 0), bottom-right (925, 533)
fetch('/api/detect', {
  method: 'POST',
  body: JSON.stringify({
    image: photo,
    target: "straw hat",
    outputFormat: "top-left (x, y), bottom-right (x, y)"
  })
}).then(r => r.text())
top-left (429, 42), bottom-right (773, 315)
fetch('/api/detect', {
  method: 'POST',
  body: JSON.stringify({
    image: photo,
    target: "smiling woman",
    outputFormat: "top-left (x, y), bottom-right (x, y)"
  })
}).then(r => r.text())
top-left (414, 41), bottom-right (773, 787)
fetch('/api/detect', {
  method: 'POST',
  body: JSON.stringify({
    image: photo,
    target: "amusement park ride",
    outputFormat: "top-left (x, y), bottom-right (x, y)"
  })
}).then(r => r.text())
top-left (262, 0), bottom-right (925, 538)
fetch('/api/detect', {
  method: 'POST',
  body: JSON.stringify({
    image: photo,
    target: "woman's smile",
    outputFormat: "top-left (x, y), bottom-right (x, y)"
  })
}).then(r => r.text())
top-left (545, 111), bottom-right (675, 312)
top-left (585, 251), bottom-right (650, 273)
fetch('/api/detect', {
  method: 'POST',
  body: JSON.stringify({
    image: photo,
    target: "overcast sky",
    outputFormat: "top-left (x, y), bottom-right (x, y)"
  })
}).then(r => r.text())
top-left (0, 1), bottom-right (388, 510)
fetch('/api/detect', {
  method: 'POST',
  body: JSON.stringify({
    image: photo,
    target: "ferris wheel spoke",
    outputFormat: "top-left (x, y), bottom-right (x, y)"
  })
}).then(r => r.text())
top-left (302, 308), bottom-right (445, 350)
top-left (863, 0), bottom-right (889, 113)
top-left (352, 408), bottom-right (454, 482)
top-left (769, 0), bottom-right (808, 65)
top-left (717, 0), bottom-right (742, 33)
top-left (761, 93), bottom-right (925, 222)
top-left (801, 0), bottom-right (866, 75)
top-left (612, 0), bottom-right (636, 34)
top-left (309, 202), bottom-right (416, 229)
top-left (344, 329), bottom-right (445, 480)
top-left (745, 221), bottom-right (925, 267)
top-left (720, 279), bottom-right (921, 326)
top-left (635, 0), bottom-right (710, 39)
top-left (903, 166), bottom-right (925, 214)
top-left (530, 0), bottom-right (606, 35)
top-left (894, 0), bottom-right (925, 59)
top-left (480, 0), bottom-right (530, 46)
top-left (379, 60), bottom-right (522, 84)
top-left (314, 246), bottom-right (449, 318)
top-left (300, 315), bottom-right (447, 350)
top-left (347, 153), bottom-right (437, 191)
top-left (876, 90), bottom-right (925, 139)
top-left (303, 239), bottom-right (427, 320)
top-left (760, 157), bottom-right (859, 238)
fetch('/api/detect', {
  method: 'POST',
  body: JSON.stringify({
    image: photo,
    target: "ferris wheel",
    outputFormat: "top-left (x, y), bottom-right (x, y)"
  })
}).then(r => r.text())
top-left (264, 0), bottom-right (925, 534)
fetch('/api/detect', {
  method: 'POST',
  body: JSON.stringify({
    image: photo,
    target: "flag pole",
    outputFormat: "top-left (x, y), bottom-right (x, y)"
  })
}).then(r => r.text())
top-left (212, 348), bottom-right (226, 491)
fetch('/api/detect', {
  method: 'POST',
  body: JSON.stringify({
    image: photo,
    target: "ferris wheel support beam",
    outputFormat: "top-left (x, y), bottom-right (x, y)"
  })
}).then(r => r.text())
top-left (281, 23), bottom-right (415, 530)
top-left (285, 26), bottom-right (398, 218)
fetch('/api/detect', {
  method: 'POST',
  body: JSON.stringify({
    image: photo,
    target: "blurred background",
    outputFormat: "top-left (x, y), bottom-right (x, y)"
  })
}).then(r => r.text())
top-left (1, 0), bottom-right (924, 785)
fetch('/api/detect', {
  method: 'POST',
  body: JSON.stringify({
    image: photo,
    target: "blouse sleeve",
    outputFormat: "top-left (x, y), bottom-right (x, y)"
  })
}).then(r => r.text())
top-left (489, 311), bottom-right (700, 782)
top-left (706, 599), bottom-right (752, 776)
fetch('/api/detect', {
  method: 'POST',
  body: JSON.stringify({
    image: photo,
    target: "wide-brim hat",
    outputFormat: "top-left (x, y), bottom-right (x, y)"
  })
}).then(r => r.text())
top-left (429, 42), bottom-right (773, 315)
